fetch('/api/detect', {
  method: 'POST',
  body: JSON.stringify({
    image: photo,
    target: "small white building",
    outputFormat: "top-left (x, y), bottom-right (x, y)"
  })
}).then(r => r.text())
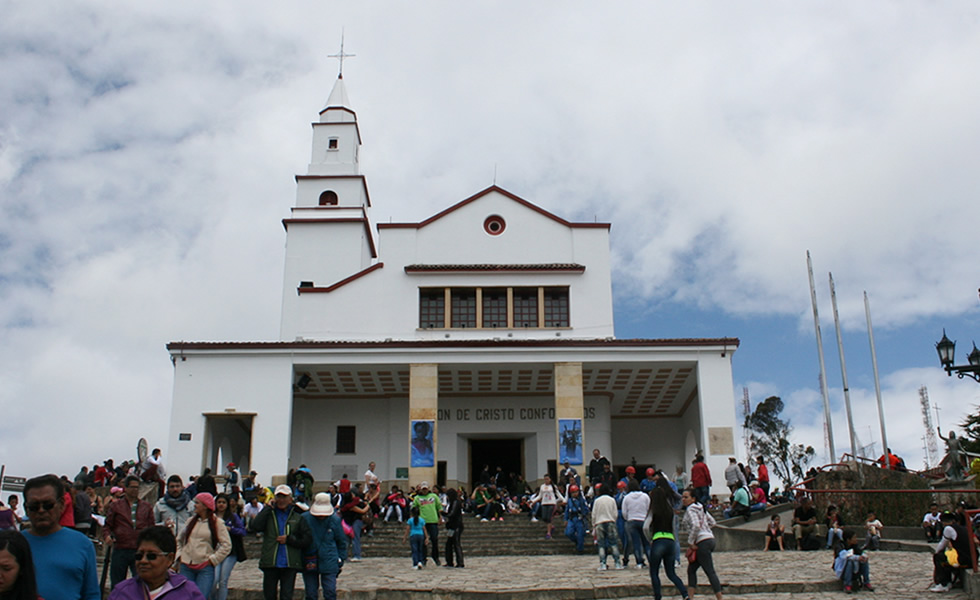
top-left (166, 75), bottom-right (740, 495)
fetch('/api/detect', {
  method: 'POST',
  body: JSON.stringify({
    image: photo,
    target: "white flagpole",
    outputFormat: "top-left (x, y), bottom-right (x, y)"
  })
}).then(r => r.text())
top-left (829, 272), bottom-right (859, 456)
top-left (865, 291), bottom-right (888, 460)
top-left (807, 251), bottom-right (836, 462)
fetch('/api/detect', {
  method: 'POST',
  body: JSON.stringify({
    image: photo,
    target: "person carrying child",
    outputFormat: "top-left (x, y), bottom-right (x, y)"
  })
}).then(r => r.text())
top-left (403, 506), bottom-right (428, 569)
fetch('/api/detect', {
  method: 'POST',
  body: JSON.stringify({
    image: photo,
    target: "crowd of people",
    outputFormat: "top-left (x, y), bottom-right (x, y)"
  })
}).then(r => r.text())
top-left (1, 447), bottom-right (978, 600)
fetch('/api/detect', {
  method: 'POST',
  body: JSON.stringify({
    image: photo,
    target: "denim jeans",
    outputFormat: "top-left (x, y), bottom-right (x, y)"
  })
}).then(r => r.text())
top-left (214, 554), bottom-right (238, 600)
top-left (648, 537), bottom-right (687, 600)
top-left (594, 522), bottom-right (621, 567)
top-left (302, 570), bottom-right (338, 600)
top-left (627, 521), bottom-right (649, 565)
top-left (179, 562), bottom-right (216, 598)
top-left (349, 519), bottom-right (364, 559)
top-left (410, 534), bottom-right (425, 566)
top-left (842, 558), bottom-right (869, 587)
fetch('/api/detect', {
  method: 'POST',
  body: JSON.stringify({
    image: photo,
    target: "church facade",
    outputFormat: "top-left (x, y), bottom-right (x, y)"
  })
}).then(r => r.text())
top-left (166, 76), bottom-right (740, 495)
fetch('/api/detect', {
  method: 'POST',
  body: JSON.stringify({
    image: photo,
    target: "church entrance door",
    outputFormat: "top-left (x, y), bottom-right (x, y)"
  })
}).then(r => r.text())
top-left (469, 438), bottom-right (523, 489)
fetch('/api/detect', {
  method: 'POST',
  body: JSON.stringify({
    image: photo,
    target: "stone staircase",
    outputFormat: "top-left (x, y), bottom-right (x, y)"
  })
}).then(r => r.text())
top-left (244, 514), bottom-right (596, 559)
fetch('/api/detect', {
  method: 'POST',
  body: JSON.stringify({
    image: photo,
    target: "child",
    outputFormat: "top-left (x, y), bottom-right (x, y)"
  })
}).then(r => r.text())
top-left (864, 511), bottom-right (883, 551)
top-left (834, 529), bottom-right (873, 593)
top-left (403, 506), bottom-right (428, 569)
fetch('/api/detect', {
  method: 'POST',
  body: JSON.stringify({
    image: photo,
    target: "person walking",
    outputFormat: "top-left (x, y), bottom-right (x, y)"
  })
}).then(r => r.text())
top-left (301, 493), bottom-right (347, 600)
top-left (591, 484), bottom-right (622, 570)
top-left (443, 488), bottom-right (464, 568)
top-left (250, 485), bottom-right (312, 600)
top-left (681, 489), bottom-right (723, 600)
top-left (411, 482), bottom-right (443, 566)
top-left (646, 487), bottom-right (688, 600)
top-left (622, 480), bottom-right (649, 568)
top-left (104, 476), bottom-right (154, 588)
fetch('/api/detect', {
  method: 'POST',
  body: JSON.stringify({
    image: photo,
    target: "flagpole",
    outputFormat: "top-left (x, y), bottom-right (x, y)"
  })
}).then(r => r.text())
top-left (807, 251), bottom-right (836, 462)
top-left (865, 291), bottom-right (888, 459)
top-left (829, 272), bottom-right (859, 456)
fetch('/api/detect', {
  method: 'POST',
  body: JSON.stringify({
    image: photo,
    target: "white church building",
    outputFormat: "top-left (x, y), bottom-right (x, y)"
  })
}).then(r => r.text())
top-left (166, 75), bottom-right (740, 495)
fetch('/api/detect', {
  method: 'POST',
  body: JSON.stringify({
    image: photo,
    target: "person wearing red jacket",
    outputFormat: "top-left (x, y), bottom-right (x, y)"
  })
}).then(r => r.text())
top-left (756, 456), bottom-right (770, 502)
top-left (104, 476), bottom-right (155, 589)
top-left (690, 456), bottom-right (712, 505)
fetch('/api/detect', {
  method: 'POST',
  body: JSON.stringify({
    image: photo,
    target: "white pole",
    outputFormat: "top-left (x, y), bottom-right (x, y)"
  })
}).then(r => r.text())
top-left (807, 251), bottom-right (836, 462)
top-left (830, 272), bottom-right (859, 457)
top-left (865, 291), bottom-right (888, 460)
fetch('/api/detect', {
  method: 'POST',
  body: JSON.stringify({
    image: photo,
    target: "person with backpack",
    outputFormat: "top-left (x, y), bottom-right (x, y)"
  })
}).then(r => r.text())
top-left (301, 493), bottom-right (347, 600)
top-left (175, 492), bottom-right (231, 597)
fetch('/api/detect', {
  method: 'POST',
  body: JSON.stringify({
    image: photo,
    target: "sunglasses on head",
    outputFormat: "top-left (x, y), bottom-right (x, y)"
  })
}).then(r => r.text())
top-left (25, 501), bottom-right (57, 512)
top-left (134, 551), bottom-right (168, 561)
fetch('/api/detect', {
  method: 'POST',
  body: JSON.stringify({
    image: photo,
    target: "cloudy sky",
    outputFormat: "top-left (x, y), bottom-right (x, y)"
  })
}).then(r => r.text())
top-left (2, 2), bottom-right (979, 481)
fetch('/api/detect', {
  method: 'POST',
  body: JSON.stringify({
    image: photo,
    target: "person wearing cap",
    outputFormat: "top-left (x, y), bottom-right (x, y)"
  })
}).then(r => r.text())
top-left (301, 493), bottom-right (347, 600)
top-left (614, 480), bottom-right (632, 566)
top-left (748, 481), bottom-right (767, 513)
top-left (931, 510), bottom-right (972, 592)
top-left (104, 475), bottom-right (155, 588)
top-left (175, 492), bottom-right (231, 597)
top-left (411, 481), bottom-right (444, 566)
top-left (250, 484), bottom-right (312, 600)
top-left (619, 465), bottom-right (637, 487)
top-left (223, 463), bottom-right (241, 495)
top-left (563, 484), bottom-right (590, 553)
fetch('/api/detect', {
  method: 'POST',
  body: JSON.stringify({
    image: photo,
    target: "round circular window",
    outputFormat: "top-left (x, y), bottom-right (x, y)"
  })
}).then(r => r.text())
top-left (484, 215), bottom-right (506, 236)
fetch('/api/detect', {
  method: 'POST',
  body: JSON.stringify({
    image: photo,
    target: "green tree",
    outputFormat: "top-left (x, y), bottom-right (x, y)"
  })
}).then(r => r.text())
top-left (958, 405), bottom-right (980, 454)
top-left (744, 395), bottom-right (816, 488)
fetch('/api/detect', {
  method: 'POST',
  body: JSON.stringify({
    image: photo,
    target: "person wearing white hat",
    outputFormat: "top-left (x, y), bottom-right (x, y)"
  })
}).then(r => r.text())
top-left (301, 493), bottom-right (347, 600)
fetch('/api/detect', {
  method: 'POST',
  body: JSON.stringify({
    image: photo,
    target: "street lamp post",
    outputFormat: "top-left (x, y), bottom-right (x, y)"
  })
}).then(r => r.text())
top-left (936, 330), bottom-right (980, 383)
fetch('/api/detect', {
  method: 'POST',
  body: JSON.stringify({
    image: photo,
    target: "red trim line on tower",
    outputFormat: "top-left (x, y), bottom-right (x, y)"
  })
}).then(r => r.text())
top-left (297, 263), bottom-right (384, 294)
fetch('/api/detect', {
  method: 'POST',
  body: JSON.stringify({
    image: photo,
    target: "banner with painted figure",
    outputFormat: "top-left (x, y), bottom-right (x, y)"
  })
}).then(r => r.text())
top-left (558, 418), bottom-right (582, 464)
top-left (411, 419), bottom-right (435, 467)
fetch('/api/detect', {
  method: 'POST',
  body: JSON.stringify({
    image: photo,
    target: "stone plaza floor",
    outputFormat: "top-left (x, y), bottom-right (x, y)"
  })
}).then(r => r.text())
top-left (226, 549), bottom-right (970, 599)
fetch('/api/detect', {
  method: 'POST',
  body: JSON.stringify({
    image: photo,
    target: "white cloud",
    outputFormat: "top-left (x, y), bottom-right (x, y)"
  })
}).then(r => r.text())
top-left (2, 2), bottom-right (980, 478)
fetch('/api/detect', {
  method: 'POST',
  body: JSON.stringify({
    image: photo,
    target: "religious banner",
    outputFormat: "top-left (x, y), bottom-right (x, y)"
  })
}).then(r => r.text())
top-left (558, 418), bottom-right (582, 464)
top-left (410, 419), bottom-right (435, 467)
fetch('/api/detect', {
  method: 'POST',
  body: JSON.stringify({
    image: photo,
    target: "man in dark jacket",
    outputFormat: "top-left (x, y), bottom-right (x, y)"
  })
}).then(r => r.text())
top-left (103, 475), bottom-right (154, 588)
top-left (250, 484), bottom-right (312, 600)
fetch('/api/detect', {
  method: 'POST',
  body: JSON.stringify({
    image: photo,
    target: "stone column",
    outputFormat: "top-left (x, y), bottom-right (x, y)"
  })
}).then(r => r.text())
top-left (554, 362), bottom-right (585, 475)
top-left (409, 363), bottom-right (438, 487)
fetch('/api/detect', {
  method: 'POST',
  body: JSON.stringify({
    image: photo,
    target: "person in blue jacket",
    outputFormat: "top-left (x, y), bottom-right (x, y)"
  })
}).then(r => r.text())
top-left (563, 484), bottom-right (591, 553)
top-left (301, 493), bottom-right (347, 600)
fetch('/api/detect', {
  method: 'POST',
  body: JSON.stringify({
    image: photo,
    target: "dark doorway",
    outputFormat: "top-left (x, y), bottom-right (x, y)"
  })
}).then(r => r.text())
top-left (470, 438), bottom-right (523, 489)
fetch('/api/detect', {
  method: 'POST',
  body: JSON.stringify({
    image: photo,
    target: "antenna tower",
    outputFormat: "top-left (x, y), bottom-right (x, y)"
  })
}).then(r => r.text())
top-left (742, 387), bottom-right (752, 459)
top-left (920, 386), bottom-right (940, 468)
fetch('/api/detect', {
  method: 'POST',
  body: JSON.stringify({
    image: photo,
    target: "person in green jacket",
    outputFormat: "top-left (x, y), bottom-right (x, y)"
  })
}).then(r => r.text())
top-left (411, 482), bottom-right (443, 566)
top-left (250, 484), bottom-right (312, 600)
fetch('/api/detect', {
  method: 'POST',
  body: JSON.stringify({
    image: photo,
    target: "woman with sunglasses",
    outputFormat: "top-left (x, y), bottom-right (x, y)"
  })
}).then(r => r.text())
top-left (108, 526), bottom-right (205, 599)
top-left (175, 493), bottom-right (231, 597)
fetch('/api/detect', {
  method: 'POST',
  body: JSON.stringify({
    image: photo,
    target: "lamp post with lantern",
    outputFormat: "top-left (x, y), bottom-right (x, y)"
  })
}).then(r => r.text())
top-left (936, 330), bottom-right (980, 383)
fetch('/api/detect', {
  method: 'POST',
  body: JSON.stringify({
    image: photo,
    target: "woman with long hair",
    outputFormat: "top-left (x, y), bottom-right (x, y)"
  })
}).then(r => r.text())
top-left (176, 493), bottom-right (231, 597)
top-left (443, 487), bottom-right (464, 568)
top-left (681, 488), bottom-right (723, 600)
top-left (0, 530), bottom-right (38, 600)
top-left (339, 492), bottom-right (369, 562)
top-left (213, 494), bottom-right (246, 600)
top-left (646, 487), bottom-right (688, 600)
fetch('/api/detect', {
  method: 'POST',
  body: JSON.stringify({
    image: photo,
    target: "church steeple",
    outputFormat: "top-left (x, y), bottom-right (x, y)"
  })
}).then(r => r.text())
top-left (306, 75), bottom-right (361, 178)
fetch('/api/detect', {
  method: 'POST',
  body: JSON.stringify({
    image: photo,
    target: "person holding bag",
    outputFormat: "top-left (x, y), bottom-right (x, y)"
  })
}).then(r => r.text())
top-left (301, 494), bottom-right (347, 600)
top-left (681, 488), bottom-right (723, 600)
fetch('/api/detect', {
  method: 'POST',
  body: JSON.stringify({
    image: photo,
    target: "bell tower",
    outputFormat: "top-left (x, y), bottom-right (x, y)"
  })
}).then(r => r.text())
top-left (280, 71), bottom-right (377, 341)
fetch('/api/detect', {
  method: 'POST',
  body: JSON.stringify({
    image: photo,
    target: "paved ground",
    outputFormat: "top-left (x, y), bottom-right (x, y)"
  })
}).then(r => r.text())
top-left (227, 549), bottom-right (969, 599)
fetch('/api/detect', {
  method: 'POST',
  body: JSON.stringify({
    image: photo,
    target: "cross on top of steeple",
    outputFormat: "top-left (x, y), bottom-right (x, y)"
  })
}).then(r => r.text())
top-left (328, 31), bottom-right (355, 77)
